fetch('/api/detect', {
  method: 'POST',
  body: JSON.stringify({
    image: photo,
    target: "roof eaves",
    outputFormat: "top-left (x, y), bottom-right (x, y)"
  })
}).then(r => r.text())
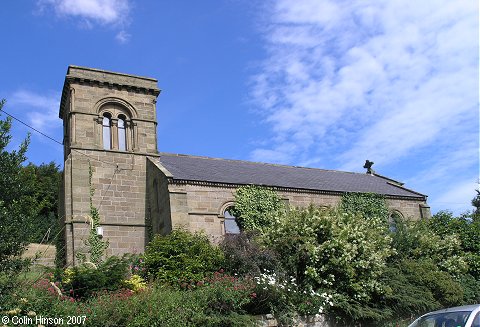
top-left (167, 178), bottom-right (426, 200)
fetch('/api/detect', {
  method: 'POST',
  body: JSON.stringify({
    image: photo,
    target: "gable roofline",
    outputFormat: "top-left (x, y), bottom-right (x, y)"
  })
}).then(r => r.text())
top-left (371, 173), bottom-right (428, 198)
top-left (384, 181), bottom-right (427, 198)
top-left (158, 152), bottom-right (428, 200)
top-left (372, 172), bottom-right (404, 186)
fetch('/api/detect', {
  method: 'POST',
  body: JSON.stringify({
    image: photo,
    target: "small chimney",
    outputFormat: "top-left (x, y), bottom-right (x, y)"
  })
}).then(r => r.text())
top-left (363, 160), bottom-right (375, 175)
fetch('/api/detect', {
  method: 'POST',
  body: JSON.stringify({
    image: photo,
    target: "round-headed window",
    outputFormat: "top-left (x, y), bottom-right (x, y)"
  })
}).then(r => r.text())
top-left (102, 112), bottom-right (112, 150)
top-left (224, 207), bottom-right (240, 234)
top-left (118, 114), bottom-right (127, 151)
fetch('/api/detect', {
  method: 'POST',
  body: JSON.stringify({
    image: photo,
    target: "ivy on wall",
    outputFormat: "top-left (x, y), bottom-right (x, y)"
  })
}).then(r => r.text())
top-left (229, 185), bottom-right (284, 232)
top-left (76, 162), bottom-right (109, 265)
top-left (340, 192), bottom-right (389, 220)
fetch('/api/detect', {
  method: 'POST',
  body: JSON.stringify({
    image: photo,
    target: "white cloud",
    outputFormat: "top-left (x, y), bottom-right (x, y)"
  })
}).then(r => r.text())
top-left (250, 0), bottom-right (478, 213)
top-left (10, 90), bottom-right (60, 130)
top-left (38, 0), bottom-right (131, 42)
top-left (39, 0), bottom-right (130, 24)
top-left (430, 177), bottom-right (479, 215)
top-left (250, 142), bottom-right (299, 164)
top-left (115, 30), bottom-right (130, 44)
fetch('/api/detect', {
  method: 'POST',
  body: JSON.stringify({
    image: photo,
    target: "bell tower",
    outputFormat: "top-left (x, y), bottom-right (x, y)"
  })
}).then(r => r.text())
top-left (58, 66), bottom-right (160, 265)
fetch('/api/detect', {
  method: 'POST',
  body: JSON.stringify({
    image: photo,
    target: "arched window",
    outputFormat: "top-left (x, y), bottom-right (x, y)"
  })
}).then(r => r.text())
top-left (98, 102), bottom-right (133, 151)
top-left (102, 113), bottom-right (112, 150)
top-left (224, 207), bottom-right (240, 234)
top-left (389, 211), bottom-right (403, 233)
top-left (118, 115), bottom-right (126, 151)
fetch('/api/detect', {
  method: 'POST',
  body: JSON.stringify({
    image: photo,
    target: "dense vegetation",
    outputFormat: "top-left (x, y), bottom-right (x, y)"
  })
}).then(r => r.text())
top-left (0, 100), bottom-right (37, 308)
top-left (24, 161), bottom-right (62, 244)
top-left (1, 105), bottom-right (479, 326)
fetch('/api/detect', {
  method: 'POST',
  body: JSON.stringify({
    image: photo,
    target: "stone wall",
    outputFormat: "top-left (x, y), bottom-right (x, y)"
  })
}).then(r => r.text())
top-left (63, 71), bottom-right (159, 156)
top-left (166, 182), bottom-right (428, 241)
top-left (146, 157), bottom-right (172, 237)
top-left (58, 66), bottom-right (430, 264)
top-left (22, 244), bottom-right (57, 267)
top-left (256, 314), bottom-right (334, 327)
top-left (59, 66), bottom-right (160, 265)
top-left (62, 151), bottom-right (157, 264)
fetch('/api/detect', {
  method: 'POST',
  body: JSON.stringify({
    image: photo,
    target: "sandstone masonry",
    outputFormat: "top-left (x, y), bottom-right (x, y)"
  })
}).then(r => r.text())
top-left (58, 66), bottom-right (430, 265)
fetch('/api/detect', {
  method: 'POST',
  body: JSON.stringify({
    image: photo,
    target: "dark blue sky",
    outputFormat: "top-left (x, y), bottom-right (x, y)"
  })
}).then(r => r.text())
top-left (0, 0), bottom-right (478, 215)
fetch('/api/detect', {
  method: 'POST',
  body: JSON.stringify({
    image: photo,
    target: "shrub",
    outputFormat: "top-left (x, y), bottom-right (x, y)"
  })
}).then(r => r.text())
top-left (17, 274), bottom-right (256, 327)
top-left (381, 260), bottom-right (461, 318)
top-left (427, 210), bottom-right (480, 278)
top-left (189, 270), bottom-right (256, 314)
top-left (144, 229), bottom-right (224, 284)
top-left (63, 256), bottom-right (129, 299)
top-left (458, 273), bottom-right (480, 303)
top-left (261, 205), bottom-right (393, 322)
top-left (220, 231), bottom-right (282, 276)
top-left (122, 275), bottom-right (147, 292)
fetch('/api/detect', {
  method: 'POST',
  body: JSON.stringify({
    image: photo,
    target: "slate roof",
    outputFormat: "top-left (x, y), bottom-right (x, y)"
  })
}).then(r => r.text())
top-left (158, 153), bottom-right (426, 199)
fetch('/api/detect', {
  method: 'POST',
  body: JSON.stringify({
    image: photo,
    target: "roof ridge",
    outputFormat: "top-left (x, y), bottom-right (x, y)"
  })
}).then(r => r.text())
top-left (158, 152), bottom-right (426, 200)
top-left (159, 152), bottom-right (378, 177)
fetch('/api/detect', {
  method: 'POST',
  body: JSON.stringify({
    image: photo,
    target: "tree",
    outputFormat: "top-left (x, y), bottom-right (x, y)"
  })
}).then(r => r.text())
top-left (25, 162), bottom-right (62, 243)
top-left (472, 189), bottom-right (480, 219)
top-left (0, 99), bottom-right (39, 306)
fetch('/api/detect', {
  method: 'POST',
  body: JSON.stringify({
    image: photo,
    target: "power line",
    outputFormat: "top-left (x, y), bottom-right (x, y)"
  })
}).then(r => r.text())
top-left (0, 107), bottom-right (121, 168)
top-left (1, 107), bottom-right (63, 146)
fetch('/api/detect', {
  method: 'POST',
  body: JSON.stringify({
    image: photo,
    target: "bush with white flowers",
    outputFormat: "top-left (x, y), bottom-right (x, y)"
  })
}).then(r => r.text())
top-left (261, 205), bottom-right (393, 318)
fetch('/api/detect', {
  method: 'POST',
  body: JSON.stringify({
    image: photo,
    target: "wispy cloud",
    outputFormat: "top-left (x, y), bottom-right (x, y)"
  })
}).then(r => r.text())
top-left (115, 30), bottom-right (130, 44)
top-left (430, 177), bottom-right (479, 215)
top-left (250, 0), bottom-right (478, 213)
top-left (10, 90), bottom-right (60, 131)
top-left (37, 0), bottom-right (131, 43)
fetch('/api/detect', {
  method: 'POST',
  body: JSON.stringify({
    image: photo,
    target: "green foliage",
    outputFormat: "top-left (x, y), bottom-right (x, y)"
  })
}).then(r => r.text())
top-left (17, 274), bottom-right (256, 327)
top-left (427, 210), bottom-right (480, 278)
top-left (248, 271), bottom-right (335, 325)
top-left (24, 162), bottom-right (62, 243)
top-left (229, 185), bottom-right (283, 232)
top-left (382, 259), bottom-right (463, 316)
top-left (261, 205), bottom-right (393, 322)
top-left (77, 162), bottom-right (109, 264)
top-left (0, 101), bottom-right (38, 307)
top-left (390, 213), bottom-right (468, 277)
top-left (220, 231), bottom-right (282, 276)
top-left (386, 210), bottom-right (479, 315)
top-left (340, 192), bottom-right (389, 221)
top-left (184, 271), bottom-right (256, 314)
top-left (122, 274), bottom-right (147, 292)
top-left (457, 273), bottom-right (480, 303)
top-left (144, 229), bottom-right (224, 284)
top-left (472, 190), bottom-right (480, 217)
top-left (63, 256), bottom-right (130, 299)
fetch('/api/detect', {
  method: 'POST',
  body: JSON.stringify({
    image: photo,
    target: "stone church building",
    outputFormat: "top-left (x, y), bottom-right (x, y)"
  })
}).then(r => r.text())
top-left (58, 66), bottom-right (430, 265)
